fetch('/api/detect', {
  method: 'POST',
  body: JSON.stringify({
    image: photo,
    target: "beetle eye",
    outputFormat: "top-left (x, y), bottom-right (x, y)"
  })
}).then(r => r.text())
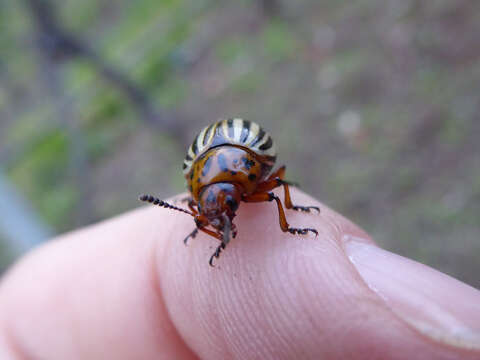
top-left (225, 195), bottom-right (239, 212)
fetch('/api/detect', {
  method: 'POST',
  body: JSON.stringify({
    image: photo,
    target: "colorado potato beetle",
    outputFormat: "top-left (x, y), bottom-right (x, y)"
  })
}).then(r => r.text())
top-left (140, 119), bottom-right (319, 266)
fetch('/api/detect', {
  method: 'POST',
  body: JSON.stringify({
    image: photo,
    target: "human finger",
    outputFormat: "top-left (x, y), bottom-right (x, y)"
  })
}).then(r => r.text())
top-left (159, 188), bottom-right (480, 359)
top-left (0, 207), bottom-right (199, 359)
top-left (1, 188), bottom-right (480, 359)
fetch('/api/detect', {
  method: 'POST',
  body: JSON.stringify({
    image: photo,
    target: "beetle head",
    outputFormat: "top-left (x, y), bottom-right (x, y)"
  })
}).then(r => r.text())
top-left (198, 182), bottom-right (241, 231)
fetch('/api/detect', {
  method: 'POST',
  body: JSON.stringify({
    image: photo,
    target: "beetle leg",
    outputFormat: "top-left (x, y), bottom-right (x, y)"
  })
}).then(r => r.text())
top-left (200, 228), bottom-right (228, 267)
top-left (209, 242), bottom-right (226, 267)
top-left (272, 166), bottom-right (319, 213)
top-left (266, 165), bottom-right (297, 185)
top-left (205, 215), bottom-right (233, 267)
top-left (267, 165), bottom-right (286, 180)
top-left (231, 222), bottom-right (238, 238)
top-left (183, 228), bottom-right (198, 245)
top-left (267, 165), bottom-right (300, 187)
top-left (194, 226), bottom-right (227, 267)
top-left (187, 198), bottom-right (198, 214)
top-left (254, 168), bottom-right (320, 214)
top-left (242, 192), bottom-right (318, 236)
top-left (186, 222), bottom-right (228, 266)
top-left (196, 226), bottom-right (223, 241)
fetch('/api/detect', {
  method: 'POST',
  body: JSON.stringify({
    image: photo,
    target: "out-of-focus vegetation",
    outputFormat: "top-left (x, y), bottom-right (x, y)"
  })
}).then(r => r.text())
top-left (1, 0), bottom-right (479, 287)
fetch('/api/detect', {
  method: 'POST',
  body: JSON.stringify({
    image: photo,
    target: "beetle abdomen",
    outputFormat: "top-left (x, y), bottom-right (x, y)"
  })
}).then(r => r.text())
top-left (183, 119), bottom-right (276, 175)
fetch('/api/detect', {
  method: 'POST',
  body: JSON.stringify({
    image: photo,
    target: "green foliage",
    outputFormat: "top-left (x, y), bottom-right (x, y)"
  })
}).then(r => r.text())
top-left (230, 71), bottom-right (263, 94)
top-left (82, 94), bottom-right (137, 161)
top-left (259, 20), bottom-right (297, 61)
top-left (8, 130), bottom-right (72, 228)
top-left (10, 130), bottom-right (69, 188)
top-left (87, 90), bottom-right (128, 124)
top-left (59, 0), bottom-right (103, 31)
top-left (155, 78), bottom-right (186, 108)
top-left (41, 184), bottom-right (79, 228)
top-left (216, 36), bottom-right (250, 65)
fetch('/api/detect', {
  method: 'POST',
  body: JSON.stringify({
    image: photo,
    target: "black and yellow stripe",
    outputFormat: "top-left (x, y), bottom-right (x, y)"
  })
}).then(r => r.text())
top-left (183, 119), bottom-right (276, 175)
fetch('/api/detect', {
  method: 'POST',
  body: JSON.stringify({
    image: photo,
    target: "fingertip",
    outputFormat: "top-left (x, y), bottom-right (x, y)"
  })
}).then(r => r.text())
top-left (3, 188), bottom-right (476, 360)
top-left (159, 187), bottom-right (380, 358)
top-left (0, 207), bottom-right (199, 360)
top-left (160, 187), bottom-right (480, 359)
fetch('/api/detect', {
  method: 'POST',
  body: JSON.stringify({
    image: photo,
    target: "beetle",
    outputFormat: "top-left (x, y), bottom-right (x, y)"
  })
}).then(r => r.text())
top-left (140, 118), bottom-right (319, 266)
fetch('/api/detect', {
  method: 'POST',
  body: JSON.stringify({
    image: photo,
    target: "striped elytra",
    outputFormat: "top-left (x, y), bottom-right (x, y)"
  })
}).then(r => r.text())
top-left (182, 119), bottom-right (276, 176)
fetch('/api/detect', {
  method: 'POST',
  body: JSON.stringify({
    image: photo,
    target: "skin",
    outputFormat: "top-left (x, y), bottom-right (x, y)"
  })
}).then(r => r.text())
top-left (0, 188), bottom-right (479, 359)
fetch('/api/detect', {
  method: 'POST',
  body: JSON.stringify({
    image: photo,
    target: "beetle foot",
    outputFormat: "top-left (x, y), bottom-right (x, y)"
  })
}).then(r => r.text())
top-left (183, 228), bottom-right (199, 246)
top-left (292, 205), bottom-right (320, 213)
top-left (288, 227), bottom-right (318, 236)
top-left (209, 242), bottom-right (226, 267)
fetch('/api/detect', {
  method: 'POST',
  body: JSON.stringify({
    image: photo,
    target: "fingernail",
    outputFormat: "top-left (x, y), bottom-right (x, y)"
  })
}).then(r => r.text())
top-left (344, 236), bottom-right (480, 350)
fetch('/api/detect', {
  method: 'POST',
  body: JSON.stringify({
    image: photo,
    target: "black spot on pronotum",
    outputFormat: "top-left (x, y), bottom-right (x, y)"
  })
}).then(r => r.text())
top-left (226, 195), bottom-right (239, 212)
top-left (202, 156), bottom-right (212, 176)
top-left (248, 173), bottom-right (256, 182)
top-left (218, 153), bottom-right (228, 172)
top-left (242, 157), bottom-right (255, 170)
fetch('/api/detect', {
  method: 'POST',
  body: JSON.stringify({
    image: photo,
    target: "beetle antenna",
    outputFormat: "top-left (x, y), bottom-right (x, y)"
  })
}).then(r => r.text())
top-left (139, 194), bottom-right (194, 216)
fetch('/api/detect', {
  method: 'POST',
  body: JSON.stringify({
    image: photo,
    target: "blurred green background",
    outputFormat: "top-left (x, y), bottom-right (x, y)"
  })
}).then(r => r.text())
top-left (1, 0), bottom-right (479, 287)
